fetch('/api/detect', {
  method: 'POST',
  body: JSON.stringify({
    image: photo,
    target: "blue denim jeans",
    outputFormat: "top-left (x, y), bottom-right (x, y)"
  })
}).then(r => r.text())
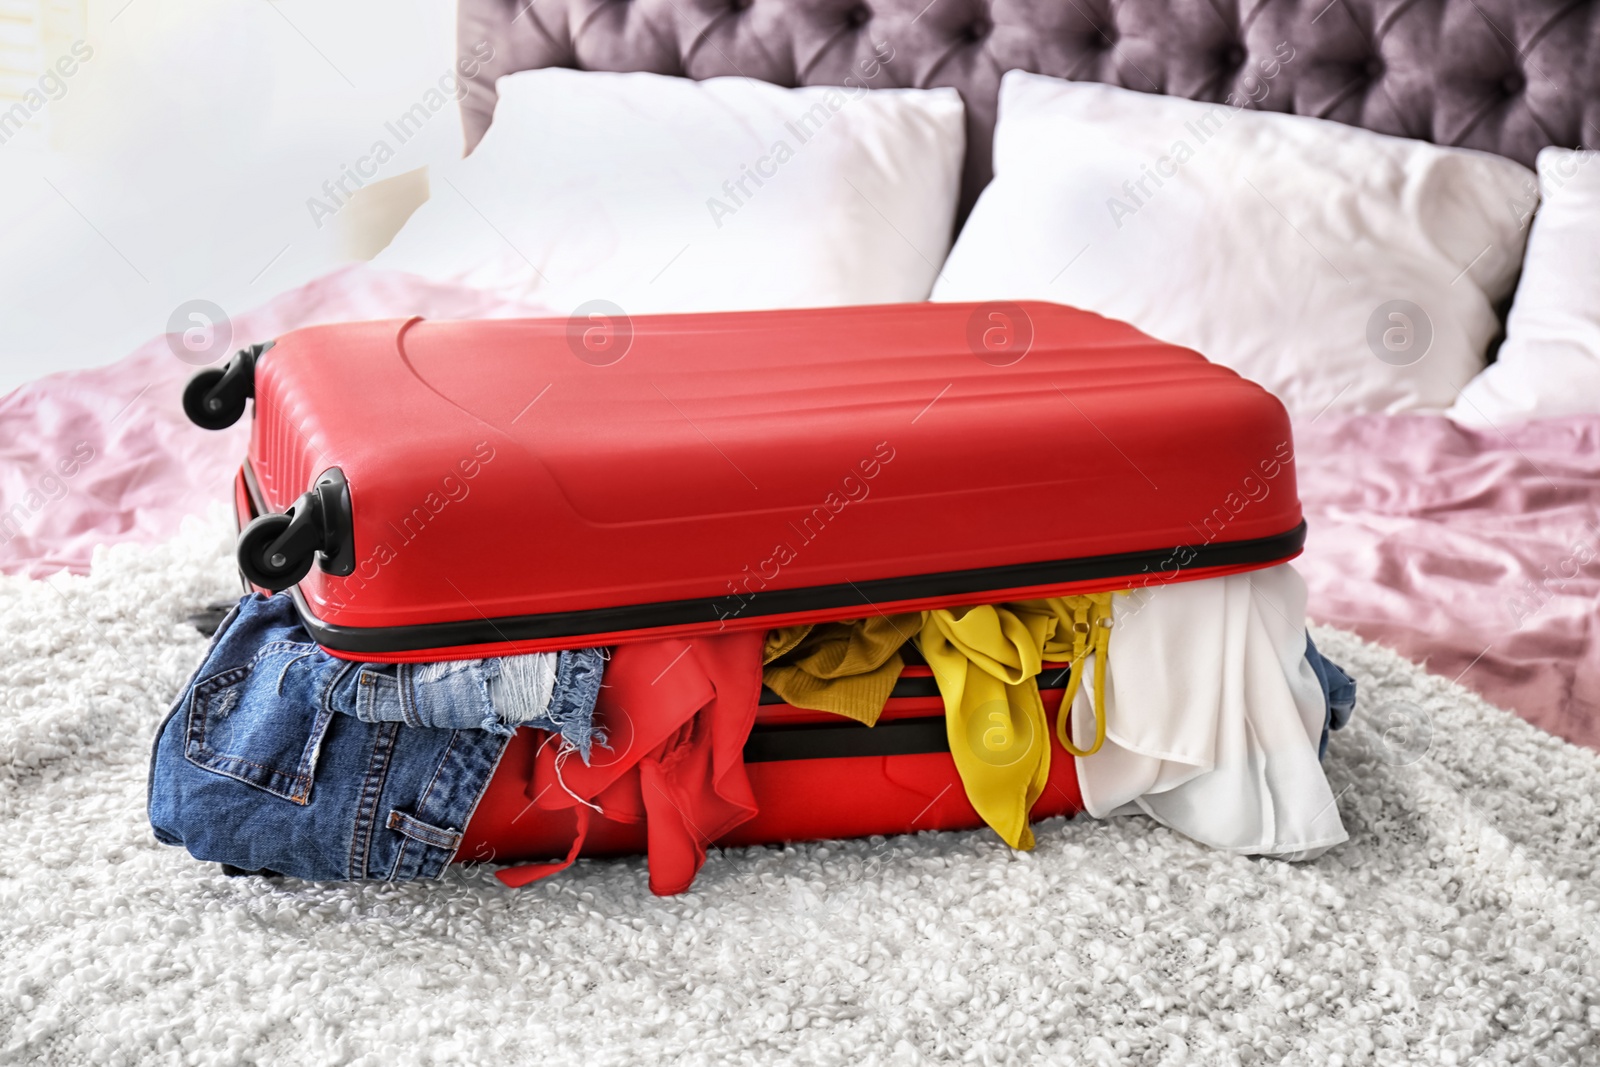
top-left (148, 594), bottom-right (604, 881)
top-left (1305, 635), bottom-right (1357, 760)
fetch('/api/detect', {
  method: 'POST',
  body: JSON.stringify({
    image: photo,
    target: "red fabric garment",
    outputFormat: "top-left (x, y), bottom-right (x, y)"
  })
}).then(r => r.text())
top-left (495, 631), bottom-right (764, 894)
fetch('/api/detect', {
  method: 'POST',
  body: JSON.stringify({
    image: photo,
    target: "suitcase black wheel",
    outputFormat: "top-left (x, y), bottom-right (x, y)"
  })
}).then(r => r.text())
top-left (237, 513), bottom-right (314, 590)
top-left (236, 468), bottom-right (355, 592)
top-left (182, 341), bottom-right (272, 430)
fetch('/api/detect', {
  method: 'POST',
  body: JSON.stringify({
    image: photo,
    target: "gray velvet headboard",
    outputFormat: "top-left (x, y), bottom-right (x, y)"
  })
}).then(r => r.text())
top-left (458, 0), bottom-right (1600, 219)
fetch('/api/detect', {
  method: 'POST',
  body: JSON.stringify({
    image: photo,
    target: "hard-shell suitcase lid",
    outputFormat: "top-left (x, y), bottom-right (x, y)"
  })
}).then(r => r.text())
top-left (217, 301), bottom-right (1304, 660)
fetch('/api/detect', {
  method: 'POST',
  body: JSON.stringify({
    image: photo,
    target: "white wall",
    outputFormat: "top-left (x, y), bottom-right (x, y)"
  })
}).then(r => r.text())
top-left (0, 0), bottom-right (460, 395)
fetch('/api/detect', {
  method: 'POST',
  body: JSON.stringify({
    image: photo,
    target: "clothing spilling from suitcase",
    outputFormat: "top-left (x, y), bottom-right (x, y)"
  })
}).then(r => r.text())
top-left (150, 566), bottom-right (1357, 894)
top-left (156, 304), bottom-right (1358, 893)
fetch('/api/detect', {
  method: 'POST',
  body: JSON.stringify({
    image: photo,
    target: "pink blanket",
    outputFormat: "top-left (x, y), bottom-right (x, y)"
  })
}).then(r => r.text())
top-left (1294, 414), bottom-right (1600, 750)
top-left (4, 268), bottom-right (1597, 749)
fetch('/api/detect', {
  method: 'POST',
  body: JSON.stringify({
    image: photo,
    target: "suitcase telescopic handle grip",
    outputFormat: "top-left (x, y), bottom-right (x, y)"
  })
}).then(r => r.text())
top-left (236, 469), bottom-right (354, 592)
top-left (182, 341), bottom-right (273, 430)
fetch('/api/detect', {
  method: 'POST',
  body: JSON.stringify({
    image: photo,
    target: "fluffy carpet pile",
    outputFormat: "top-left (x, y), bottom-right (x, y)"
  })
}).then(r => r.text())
top-left (1, 515), bottom-right (1597, 1066)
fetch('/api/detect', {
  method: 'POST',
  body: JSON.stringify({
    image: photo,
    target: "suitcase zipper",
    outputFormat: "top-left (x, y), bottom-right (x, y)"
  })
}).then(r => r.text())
top-left (286, 521), bottom-right (1304, 656)
top-left (242, 458), bottom-right (1305, 657)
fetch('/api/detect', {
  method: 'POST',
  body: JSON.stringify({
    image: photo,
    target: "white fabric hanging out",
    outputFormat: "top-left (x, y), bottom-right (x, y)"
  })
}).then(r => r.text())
top-left (1068, 564), bottom-right (1346, 860)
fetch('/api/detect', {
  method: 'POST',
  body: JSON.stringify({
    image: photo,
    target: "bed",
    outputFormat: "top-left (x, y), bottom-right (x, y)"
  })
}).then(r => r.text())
top-left (1, 0), bottom-right (1597, 750)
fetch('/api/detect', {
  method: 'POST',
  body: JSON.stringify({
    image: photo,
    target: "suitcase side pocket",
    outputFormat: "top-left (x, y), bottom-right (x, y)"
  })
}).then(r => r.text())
top-left (183, 641), bottom-right (337, 805)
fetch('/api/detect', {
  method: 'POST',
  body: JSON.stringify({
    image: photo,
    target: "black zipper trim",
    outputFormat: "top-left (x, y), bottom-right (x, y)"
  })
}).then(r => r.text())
top-left (744, 717), bottom-right (950, 762)
top-left (245, 461), bottom-right (1305, 655)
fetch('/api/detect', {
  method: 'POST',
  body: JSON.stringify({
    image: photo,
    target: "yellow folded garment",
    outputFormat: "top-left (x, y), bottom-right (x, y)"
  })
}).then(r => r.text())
top-left (917, 604), bottom-right (1052, 849)
top-left (917, 594), bottom-right (1117, 850)
top-left (762, 614), bottom-right (921, 725)
top-left (762, 625), bottom-right (813, 665)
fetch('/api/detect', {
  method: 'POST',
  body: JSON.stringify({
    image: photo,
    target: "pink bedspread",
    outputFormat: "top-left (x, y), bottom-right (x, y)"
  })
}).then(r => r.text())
top-left (1294, 414), bottom-right (1600, 750)
top-left (4, 270), bottom-right (1597, 749)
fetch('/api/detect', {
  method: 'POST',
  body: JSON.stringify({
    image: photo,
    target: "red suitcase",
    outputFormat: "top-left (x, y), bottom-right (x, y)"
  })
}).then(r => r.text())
top-left (190, 301), bottom-right (1303, 662)
top-left (186, 301), bottom-right (1303, 885)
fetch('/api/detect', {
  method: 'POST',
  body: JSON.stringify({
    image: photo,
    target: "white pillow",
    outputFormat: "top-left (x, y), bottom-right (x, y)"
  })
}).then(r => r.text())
top-left (374, 68), bottom-right (964, 313)
top-left (933, 71), bottom-right (1535, 417)
top-left (1451, 147), bottom-right (1600, 425)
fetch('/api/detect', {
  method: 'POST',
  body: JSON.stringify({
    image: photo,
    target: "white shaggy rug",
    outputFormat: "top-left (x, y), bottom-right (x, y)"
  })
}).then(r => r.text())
top-left (2, 515), bottom-right (1599, 1067)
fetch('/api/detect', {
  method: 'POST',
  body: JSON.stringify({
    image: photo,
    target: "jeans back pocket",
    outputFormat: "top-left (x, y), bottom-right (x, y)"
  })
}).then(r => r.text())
top-left (184, 640), bottom-right (338, 805)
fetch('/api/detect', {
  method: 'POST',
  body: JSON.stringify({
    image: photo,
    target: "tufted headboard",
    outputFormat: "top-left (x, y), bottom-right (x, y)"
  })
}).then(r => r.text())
top-left (458, 0), bottom-right (1600, 220)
